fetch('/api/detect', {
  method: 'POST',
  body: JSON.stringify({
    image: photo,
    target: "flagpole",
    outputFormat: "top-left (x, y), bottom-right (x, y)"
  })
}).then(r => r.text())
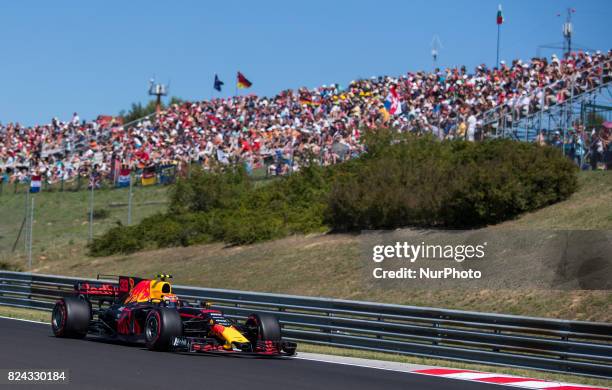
top-left (24, 186), bottom-right (30, 253)
top-left (211, 74), bottom-right (216, 100)
top-left (496, 23), bottom-right (500, 67)
top-left (127, 172), bottom-right (133, 226)
top-left (88, 177), bottom-right (94, 243)
top-left (496, 4), bottom-right (502, 68)
top-left (28, 196), bottom-right (34, 270)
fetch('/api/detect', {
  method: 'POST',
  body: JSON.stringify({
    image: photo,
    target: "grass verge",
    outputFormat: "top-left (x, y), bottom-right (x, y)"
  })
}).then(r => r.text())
top-left (0, 306), bottom-right (608, 388)
top-left (0, 305), bottom-right (50, 322)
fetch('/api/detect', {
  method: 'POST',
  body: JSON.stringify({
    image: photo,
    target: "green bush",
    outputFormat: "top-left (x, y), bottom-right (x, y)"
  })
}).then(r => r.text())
top-left (0, 261), bottom-right (22, 271)
top-left (168, 165), bottom-right (250, 214)
top-left (326, 133), bottom-right (578, 229)
top-left (221, 209), bottom-right (286, 245)
top-left (91, 208), bottom-right (110, 220)
top-left (87, 225), bottom-right (144, 256)
top-left (89, 130), bottom-right (578, 256)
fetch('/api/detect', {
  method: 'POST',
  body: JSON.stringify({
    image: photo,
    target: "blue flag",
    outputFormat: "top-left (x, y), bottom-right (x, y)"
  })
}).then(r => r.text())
top-left (214, 74), bottom-right (224, 92)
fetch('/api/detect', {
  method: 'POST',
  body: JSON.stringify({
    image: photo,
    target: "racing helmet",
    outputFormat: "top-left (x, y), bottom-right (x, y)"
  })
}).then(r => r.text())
top-left (162, 293), bottom-right (179, 308)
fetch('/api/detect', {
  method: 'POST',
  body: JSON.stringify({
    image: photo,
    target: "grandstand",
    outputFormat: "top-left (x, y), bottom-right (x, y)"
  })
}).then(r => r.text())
top-left (482, 56), bottom-right (612, 144)
top-left (1, 50), bottom-right (611, 188)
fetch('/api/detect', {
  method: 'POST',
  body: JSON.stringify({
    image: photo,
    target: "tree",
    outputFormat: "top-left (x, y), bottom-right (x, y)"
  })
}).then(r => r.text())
top-left (118, 96), bottom-right (184, 124)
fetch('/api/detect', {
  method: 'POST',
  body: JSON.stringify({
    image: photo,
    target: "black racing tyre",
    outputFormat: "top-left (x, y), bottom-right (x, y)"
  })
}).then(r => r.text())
top-left (51, 297), bottom-right (90, 338)
top-left (245, 313), bottom-right (281, 343)
top-left (144, 308), bottom-right (183, 351)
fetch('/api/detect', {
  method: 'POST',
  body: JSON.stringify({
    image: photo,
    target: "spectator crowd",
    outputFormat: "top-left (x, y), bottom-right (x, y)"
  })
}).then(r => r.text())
top-left (1, 50), bottom-right (611, 185)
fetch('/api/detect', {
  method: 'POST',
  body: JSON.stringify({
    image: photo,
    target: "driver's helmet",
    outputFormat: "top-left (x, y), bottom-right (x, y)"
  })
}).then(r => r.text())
top-left (162, 293), bottom-right (179, 308)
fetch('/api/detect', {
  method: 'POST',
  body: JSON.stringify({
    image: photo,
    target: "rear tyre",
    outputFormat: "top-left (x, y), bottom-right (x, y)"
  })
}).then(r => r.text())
top-left (245, 313), bottom-right (281, 343)
top-left (145, 308), bottom-right (183, 351)
top-left (51, 297), bottom-right (90, 338)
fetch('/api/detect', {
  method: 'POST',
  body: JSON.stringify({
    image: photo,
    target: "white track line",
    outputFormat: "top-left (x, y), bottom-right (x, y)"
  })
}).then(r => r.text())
top-left (0, 315), bottom-right (47, 324)
top-left (294, 355), bottom-right (421, 374)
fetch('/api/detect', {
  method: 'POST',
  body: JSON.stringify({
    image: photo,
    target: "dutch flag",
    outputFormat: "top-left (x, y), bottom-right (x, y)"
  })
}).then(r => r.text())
top-left (117, 168), bottom-right (131, 188)
top-left (30, 175), bottom-right (41, 193)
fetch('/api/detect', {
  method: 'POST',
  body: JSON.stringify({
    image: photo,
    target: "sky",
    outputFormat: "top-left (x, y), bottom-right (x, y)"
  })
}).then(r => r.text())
top-left (0, 0), bottom-right (610, 125)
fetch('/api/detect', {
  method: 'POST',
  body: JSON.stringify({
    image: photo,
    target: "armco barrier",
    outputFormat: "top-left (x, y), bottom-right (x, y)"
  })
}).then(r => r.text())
top-left (0, 271), bottom-right (610, 378)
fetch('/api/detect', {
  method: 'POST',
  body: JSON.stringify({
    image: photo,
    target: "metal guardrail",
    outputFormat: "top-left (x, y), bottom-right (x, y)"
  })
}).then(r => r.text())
top-left (0, 271), bottom-right (610, 378)
top-left (480, 57), bottom-right (612, 128)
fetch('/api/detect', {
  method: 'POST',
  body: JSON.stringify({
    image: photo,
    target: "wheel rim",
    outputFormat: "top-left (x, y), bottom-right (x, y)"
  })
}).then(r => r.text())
top-left (146, 314), bottom-right (159, 342)
top-left (246, 317), bottom-right (260, 341)
top-left (52, 304), bottom-right (64, 332)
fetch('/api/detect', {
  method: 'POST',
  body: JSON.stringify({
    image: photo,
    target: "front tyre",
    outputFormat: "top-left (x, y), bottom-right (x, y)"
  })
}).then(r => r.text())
top-left (51, 297), bottom-right (90, 338)
top-left (145, 308), bottom-right (183, 351)
top-left (245, 313), bottom-right (281, 343)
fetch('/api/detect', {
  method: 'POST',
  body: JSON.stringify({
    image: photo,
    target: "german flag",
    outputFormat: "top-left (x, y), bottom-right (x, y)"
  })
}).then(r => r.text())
top-left (237, 72), bottom-right (252, 89)
top-left (298, 92), bottom-right (321, 106)
top-left (141, 165), bottom-right (157, 186)
top-left (299, 94), bottom-right (313, 105)
top-left (299, 97), bottom-right (321, 106)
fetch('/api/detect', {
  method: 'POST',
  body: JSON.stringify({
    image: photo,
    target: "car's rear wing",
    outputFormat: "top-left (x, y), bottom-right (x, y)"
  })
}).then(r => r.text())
top-left (75, 275), bottom-right (144, 303)
top-left (75, 281), bottom-right (117, 297)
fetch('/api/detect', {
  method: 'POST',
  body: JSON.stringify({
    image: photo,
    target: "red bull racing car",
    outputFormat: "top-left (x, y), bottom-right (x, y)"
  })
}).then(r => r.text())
top-left (50, 274), bottom-right (297, 356)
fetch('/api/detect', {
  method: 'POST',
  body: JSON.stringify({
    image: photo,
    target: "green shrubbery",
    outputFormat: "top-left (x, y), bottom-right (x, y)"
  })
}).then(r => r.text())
top-left (89, 130), bottom-right (578, 256)
top-left (91, 208), bottom-right (110, 220)
top-left (326, 130), bottom-right (577, 229)
top-left (0, 261), bottom-right (22, 271)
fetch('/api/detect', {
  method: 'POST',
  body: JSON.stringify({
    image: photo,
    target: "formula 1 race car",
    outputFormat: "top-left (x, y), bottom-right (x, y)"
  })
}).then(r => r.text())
top-left (50, 274), bottom-right (297, 356)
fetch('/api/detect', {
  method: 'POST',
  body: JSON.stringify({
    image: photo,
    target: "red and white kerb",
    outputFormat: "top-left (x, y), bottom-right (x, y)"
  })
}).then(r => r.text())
top-left (412, 368), bottom-right (608, 390)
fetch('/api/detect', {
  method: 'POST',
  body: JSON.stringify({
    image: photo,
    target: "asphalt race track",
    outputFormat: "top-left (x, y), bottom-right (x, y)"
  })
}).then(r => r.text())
top-left (0, 317), bottom-right (517, 390)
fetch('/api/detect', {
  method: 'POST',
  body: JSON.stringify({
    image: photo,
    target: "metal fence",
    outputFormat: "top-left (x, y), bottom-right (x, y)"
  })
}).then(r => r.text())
top-left (481, 58), bottom-right (612, 142)
top-left (0, 270), bottom-right (610, 378)
top-left (0, 163), bottom-right (264, 196)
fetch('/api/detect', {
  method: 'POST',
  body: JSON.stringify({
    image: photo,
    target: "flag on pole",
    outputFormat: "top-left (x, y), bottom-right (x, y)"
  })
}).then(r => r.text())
top-left (496, 4), bottom-right (504, 25)
top-left (216, 148), bottom-right (229, 164)
top-left (159, 164), bottom-right (177, 185)
top-left (384, 86), bottom-right (402, 116)
top-left (236, 72), bottom-right (252, 89)
top-left (141, 165), bottom-right (157, 186)
top-left (88, 172), bottom-right (101, 189)
top-left (117, 168), bottom-right (131, 188)
top-left (30, 175), bottom-right (41, 193)
top-left (213, 74), bottom-right (224, 92)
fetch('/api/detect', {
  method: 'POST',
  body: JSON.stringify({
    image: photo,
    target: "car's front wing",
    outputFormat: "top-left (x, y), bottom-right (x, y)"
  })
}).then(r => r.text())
top-left (171, 336), bottom-right (297, 356)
